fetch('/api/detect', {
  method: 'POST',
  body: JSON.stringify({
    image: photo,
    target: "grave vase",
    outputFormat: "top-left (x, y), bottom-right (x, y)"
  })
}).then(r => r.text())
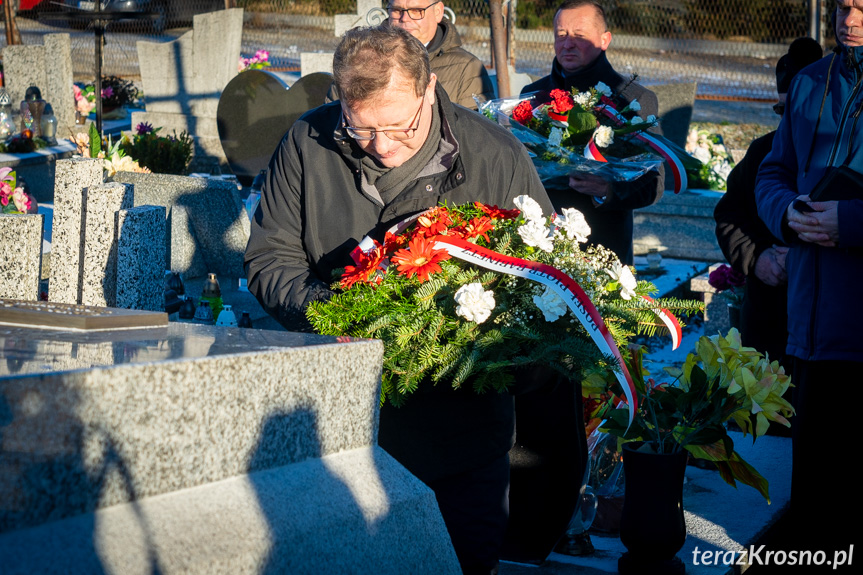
top-left (618, 442), bottom-right (687, 575)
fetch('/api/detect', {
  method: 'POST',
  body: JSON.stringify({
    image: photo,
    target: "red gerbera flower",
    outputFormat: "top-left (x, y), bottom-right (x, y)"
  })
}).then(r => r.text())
top-left (414, 207), bottom-right (454, 238)
top-left (454, 216), bottom-right (494, 243)
top-left (391, 236), bottom-right (451, 283)
top-left (475, 201), bottom-right (520, 220)
top-left (512, 100), bottom-right (535, 125)
top-left (382, 231), bottom-right (408, 256)
top-left (340, 241), bottom-right (387, 289)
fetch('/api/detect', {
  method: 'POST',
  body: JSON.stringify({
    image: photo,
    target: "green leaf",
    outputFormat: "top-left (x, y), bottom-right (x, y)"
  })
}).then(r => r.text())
top-left (88, 122), bottom-right (101, 158)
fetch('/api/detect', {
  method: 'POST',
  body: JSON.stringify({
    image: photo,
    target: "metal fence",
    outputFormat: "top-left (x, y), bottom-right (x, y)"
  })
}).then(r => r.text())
top-left (3, 1), bottom-right (835, 100)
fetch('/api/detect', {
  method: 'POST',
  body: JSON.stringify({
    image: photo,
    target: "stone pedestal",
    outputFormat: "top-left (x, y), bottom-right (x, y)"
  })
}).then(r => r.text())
top-left (0, 214), bottom-right (44, 301)
top-left (690, 264), bottom-right (733, 337)
top-left (50, 157), bottom-right (104, 305)
top-left (116, 205), bottom-right (167, 311)
top-left (0, 323), bottom-right (460, 574)
top-left (112, 172), bottom-right (249, 279)
top-left (80, 182), bottom-right (134, 307)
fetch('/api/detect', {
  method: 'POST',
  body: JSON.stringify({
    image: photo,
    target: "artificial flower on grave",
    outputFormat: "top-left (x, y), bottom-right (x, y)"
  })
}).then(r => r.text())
top-left (0, 167), bottom-right (32, 214)
top-left (74, 76), bottom-right (140, 115)
top-left (479, 79), bottom-right (702, 194)
top-left (685, 128), bottom-right (735, 190)
top-left (72, 123), bottom-right (150, 177)
top-left (239, 50), bottom-right (271, 73)
top-left (708, 263), bottom-right (745, 306)
top-left (306, 197), bottom-right (702, 407)
top-left (592, 330), bottom-right (794, 503)
top-left (73, 83), bottom-right (96, 116)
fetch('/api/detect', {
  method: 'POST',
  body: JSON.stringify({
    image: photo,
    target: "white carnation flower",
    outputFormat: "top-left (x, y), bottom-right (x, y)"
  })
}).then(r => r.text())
top-left (646, 114), bottom-right (657, 124)
top-left (533, 287), bottom-right (568, 322)
top-left (630, 116), bottom-right (644, 125)
top-left (693, 146), bottom-right (711, 164)
top-left (606, 261), bottom-right (637, 300)
top-left (593, 125), bottom-right (615, 148)
top-left (518, 219), bottom-right (554, 252)
top-left (574, 91), bottom-right (592, 107)
top-left (454, 283), bottom-right (496, 324)
top-left (595, 82), bottom-right (612, 97)
top-left (627, 99), bottom-right (641, 112)
top-left (513, 195), bottom-right (545, 222)
top-left (557, 207), bottom-right (591, 243)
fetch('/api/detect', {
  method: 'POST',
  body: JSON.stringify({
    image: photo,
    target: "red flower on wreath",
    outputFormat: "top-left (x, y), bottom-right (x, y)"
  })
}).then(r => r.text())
top-left (414, 207), bottom-right (454, 239)
top-left (392, 236), bottom-right (451, 283)
top-left (512, 100), bottom-right (535, 125)
top-left (454, 216), bottom-right (494, 243)
top-left (549, 88), bottom-right (574, 115)
top-left (382, 231), bottom-right (408, 256)
top-left (475, 201), bottom-right (520, 220)
top-left (340, 240), bottom-right (387, 289)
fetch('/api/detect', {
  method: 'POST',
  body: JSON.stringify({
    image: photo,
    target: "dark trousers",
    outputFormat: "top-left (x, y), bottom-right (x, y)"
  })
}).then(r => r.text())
top-left (427, 453), bottom-right (510, 575)
top-left (789, 358), bottom-right (860, 554)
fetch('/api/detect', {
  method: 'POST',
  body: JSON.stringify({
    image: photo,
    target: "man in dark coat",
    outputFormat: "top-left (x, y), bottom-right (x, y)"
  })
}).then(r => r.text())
top-left (386, 1), bottom-right (496, 109)
top-left (714, 37), bottom-right (823, 363)
top-left (245, 25), bottom-right (552, 575)
top-left (756, 0), bottom-right (863, 555)
top-left (520, 0), bottom-right (663, 265)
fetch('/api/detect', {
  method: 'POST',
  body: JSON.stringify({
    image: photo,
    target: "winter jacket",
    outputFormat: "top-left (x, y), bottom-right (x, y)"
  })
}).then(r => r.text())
top-left (245, 84), bottom-right (553, 482)
top-left (427, 18), bottom-right (496, 109)
top-left (520, 54), bottom-right (663, 264)
top-left (715, 131), bottom-right (788, 360)
top-left (755, 46), bottom-right (863, 362)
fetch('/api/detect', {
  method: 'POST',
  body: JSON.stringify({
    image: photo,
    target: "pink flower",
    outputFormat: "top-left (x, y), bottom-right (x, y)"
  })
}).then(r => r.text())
top-left (101, 86), bottom-right (114, 99)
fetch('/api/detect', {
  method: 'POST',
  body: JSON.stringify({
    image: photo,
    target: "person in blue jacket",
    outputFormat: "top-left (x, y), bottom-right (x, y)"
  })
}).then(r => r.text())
top-left (755, 0), bottom-right (863, 555)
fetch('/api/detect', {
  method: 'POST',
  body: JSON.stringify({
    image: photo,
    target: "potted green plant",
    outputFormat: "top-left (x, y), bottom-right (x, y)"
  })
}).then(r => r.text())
top-left (588, 329), bottom-right (794, 573)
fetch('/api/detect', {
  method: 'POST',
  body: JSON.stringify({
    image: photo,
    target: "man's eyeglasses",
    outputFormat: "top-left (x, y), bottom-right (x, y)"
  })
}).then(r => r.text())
top-left (772, 102), bottom-right (785, 116)
top-left (387, 1), bottom-right (440, 20)
top-left (342, 96), bottom-right (425, 141)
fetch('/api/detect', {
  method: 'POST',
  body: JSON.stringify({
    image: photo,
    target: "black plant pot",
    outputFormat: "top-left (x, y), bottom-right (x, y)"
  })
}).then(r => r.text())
top-left (618, 442), bottom-right (687, 574)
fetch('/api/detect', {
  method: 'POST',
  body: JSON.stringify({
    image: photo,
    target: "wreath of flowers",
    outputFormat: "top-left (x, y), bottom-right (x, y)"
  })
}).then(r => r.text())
top-left (307, 198), bottom-right (701, 406)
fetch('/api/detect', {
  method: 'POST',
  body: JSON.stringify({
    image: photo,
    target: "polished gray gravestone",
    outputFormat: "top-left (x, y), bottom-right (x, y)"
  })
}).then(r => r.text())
top-left (217, 70), bottom-right (333, 187)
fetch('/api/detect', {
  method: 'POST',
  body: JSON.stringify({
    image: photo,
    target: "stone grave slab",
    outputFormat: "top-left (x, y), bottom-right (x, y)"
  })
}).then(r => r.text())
top-left (0, 323), bottom-right (460, 573)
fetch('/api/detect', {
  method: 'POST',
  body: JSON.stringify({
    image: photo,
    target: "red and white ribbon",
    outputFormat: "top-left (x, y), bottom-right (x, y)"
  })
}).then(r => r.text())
top-left (596, 105), bottom-right (688, 194)
top-left (583, 138), bottom-right (609, 163)
top-left (429, 234), bottom-right (638, 425)
top-left (641, 295), bottom-right (682, 350)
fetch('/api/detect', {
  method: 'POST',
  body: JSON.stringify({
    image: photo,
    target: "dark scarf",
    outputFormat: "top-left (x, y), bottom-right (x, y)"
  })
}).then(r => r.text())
top-left (550, 52), bottom-right (626, 96)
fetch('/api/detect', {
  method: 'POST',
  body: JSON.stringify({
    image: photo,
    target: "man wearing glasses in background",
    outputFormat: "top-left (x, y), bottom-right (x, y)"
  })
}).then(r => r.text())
top-left (245, 25), bottom-right (552, 575)
top-left (386, 0), bottom-right (496, 109)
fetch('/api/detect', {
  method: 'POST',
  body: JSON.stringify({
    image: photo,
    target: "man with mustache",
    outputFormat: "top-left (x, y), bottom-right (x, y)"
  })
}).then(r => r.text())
top-left (521, 0), bottom-right (663, 265)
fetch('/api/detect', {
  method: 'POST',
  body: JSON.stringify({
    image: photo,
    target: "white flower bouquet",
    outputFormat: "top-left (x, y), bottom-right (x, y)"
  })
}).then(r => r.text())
top-left (306, 198), bottom-right (701, 406)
